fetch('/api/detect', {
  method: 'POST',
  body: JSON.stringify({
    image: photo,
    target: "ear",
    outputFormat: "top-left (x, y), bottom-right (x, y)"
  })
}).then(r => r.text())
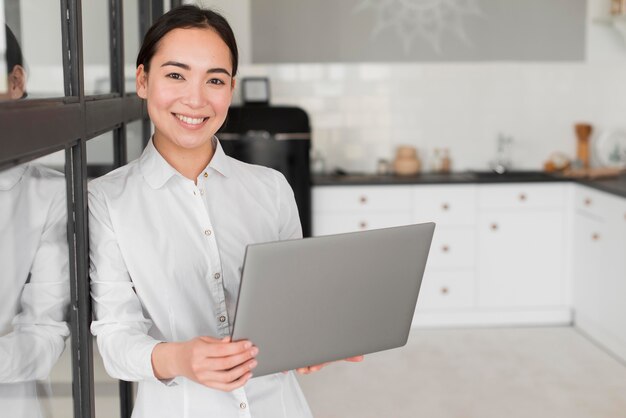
top-left (230, 77), bottom-right (236, 92)
top-left (136, 64), bottom-right (148, 99)
top-left (8, 65), bottom-right (26, 100)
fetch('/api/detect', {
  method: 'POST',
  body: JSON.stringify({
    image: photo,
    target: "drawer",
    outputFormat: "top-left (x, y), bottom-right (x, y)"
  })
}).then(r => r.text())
top-left (313, 185), bottom-right (411, 213)
top-left (478, 183), bottom-right (566, 209)
top-left (416, 270), bottom-right (475, 310)
top-left (574, 185), bottom-right (626, 223)
top-left (312, 211), bottom-right (412, 236)
top-left (412, 185), bottom-right (477, 226)
top-left (427, 227), bottom-right (476, 269)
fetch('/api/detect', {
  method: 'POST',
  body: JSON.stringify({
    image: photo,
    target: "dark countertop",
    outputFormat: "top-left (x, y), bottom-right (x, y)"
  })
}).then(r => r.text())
top-left (312, 171), bottom-right (626, 199)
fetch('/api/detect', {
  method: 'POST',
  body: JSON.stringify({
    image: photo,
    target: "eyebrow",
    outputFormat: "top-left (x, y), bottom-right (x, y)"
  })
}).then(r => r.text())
top-left (160, 61), bottom-right (232, 77)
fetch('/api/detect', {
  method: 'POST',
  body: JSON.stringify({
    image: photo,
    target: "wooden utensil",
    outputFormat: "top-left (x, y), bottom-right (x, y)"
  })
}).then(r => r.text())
top-left (575, 123), bottom-right (592, 169)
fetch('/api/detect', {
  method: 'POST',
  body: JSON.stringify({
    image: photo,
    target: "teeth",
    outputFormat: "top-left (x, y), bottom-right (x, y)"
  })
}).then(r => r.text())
top-left (176, 114), bottom-right (205, 125)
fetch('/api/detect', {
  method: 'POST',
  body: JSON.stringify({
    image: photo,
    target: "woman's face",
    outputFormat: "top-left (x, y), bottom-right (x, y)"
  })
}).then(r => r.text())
top-left (136, 27), bottom-right (235, 151)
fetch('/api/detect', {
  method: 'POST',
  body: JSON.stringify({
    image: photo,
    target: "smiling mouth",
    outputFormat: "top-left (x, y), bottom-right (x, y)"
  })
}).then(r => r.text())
top-left (174, 113), bottom-right (208, 125)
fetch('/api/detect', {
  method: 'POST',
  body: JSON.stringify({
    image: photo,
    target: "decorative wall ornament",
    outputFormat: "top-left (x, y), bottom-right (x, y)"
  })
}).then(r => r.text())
top-left (354, 0), bottom-right (483, 54)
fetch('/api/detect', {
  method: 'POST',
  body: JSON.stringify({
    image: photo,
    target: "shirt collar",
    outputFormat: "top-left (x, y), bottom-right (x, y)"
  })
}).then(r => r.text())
top-left (140, 136), bottom-right (232, 189)
top-left (0, 163), bottom-right (28, 191)
top-left (139, 139), bottom-right (181, 189)
top-left (208, 136), bottom-right (232, 178)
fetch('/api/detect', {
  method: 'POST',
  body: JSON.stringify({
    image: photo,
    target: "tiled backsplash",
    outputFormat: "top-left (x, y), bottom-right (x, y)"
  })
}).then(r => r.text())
top-left (234, 63), bottom-right (626, 173)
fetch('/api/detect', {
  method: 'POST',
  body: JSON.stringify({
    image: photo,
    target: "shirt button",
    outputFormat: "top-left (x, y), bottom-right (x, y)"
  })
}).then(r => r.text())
top-left (240, 402), bottom-right (247, 409)
top-left (203, 172), bottom-right (208, 178)
top-left (204, 229), bottom-right (212, 236)
top-left (219, 315), bottom-right (226, 322)
top-left (214, 272), bottom-right (221, 280)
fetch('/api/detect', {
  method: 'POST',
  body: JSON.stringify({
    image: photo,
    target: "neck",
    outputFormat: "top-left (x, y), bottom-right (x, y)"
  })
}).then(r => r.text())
top-left (153, 135), bottom-right (214, 182)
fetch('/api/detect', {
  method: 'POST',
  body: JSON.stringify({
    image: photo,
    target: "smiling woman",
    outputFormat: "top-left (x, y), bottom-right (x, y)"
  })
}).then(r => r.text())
top-left (87, 5), bottom-right (362, 418)
top-left (135, 26), bottom-right (235, 180)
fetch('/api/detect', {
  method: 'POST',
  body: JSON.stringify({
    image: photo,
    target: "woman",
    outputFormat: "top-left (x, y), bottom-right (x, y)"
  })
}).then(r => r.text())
top-left (89, 6), bottom-right (361, 417)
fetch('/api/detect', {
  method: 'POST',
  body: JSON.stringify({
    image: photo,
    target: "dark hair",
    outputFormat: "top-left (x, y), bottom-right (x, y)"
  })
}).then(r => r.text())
top-left (5, 24), bottom-right (24, 76)
top-left (136, 5), bottom-right (238, 76)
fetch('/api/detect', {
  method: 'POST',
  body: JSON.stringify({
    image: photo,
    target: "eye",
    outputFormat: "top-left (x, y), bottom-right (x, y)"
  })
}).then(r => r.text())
top-left (166, 73), bottom-right (184, 80)
top-left (207, 78), bottom-right (226, 86)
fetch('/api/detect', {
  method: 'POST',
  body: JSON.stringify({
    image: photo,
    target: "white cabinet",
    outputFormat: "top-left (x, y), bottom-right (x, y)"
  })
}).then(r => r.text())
top-left (312, 186), bottom-right (412, 236)
top-left (313, 181), bottom-right (626, 359)
top-left (572, 185), bottom-right (626, 361)
top-left (411, 185), bottom-right (477, 313)
top-left (477, 183), bottom-right (567, 309)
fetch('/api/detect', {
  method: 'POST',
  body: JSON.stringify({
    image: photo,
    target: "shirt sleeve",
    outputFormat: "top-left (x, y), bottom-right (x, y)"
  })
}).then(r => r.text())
top-left (275, 171), bottom-right (303, 241)
top-left (0, 185), bottom-right (70, 383)
top-left (88, 184), bottom-right (161, 383)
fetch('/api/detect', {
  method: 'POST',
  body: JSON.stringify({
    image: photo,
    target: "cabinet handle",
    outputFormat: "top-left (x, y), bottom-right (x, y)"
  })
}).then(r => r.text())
top-left (584, 198), bottom-right (592, 206)
top-left (441, 203), bottom-right (450, 211)
top-left (519, 193), bottom-right (527, 202)
top-left (359, 196), bottom-right (368, 204)
top-left (440, 287), bottom-right (449, 295)
top-left (359, 221), bottom-right (368, 230)
top-left (591, 233), bottom-right (600, 241)
top-left (441, 245), bottom-right (450, 253)
top-left (490, 223), bottom-right (498, 231)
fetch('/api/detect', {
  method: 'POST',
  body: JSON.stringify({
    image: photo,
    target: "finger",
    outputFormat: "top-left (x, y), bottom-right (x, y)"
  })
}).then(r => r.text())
top-left (296, 367), bottom-right (311, 375)
top-left (198, 336), bottom-right (223, 344)
top-left (209, 371), bottom-right (253, 392)
top-left (212, 358), bottom-right (258, 384)
top-left (309, 363), bottom-right (328, 372)
top-left (344, 355), bottom-right (365, 362)
top-left (205, 340), bottom-right (253, 358)
top-left (209, 346), bottom-right (259, 372)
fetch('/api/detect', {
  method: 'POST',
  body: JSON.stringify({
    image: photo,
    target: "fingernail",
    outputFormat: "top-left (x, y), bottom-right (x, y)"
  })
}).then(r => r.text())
top-left (249, 360), bottom-right (258, 369)
top-left (244, 341), bottom-right (252, 349)
top-left (251, 347), bottom-right (259, 356)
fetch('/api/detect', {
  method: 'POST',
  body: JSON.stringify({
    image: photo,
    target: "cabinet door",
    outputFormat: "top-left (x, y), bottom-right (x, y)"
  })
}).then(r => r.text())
top-left (412, 185), bottom-right (476, 226)
top-left (477, 210), bottom-right (565, 308)
top-left (614, 202), bottom-right (626, 345)
top-left (600, 198), bottom-right (626, 345)
top-left (427, 227), bottom-right (476, 269)
top-left (313, 211), bottom-right (412, 236)
top-left (416, 270), bottom-right (475, 310)
top-left (572, 213), bottom-right (609, 327)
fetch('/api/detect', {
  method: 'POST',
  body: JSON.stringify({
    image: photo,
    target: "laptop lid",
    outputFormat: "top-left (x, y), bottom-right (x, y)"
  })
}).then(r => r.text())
top-left (231, 222), bottom-right (435, 377)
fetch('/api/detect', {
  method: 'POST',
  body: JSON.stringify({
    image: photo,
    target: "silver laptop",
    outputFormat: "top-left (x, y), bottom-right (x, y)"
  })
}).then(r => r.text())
top-left (231, 222), bottom-right (435, 377)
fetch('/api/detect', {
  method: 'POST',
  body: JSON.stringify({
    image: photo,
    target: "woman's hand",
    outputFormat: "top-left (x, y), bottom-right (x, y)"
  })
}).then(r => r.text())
top-left (151, 336), bottom-right (258, 391)
top-left (295, 355), bottom-right (365, 375)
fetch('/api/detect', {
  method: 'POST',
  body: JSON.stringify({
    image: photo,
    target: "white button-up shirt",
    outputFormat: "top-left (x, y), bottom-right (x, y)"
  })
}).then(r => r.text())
top-left (0, 163), bottom-right (70, 418)
top-left (89, 138), bottom-right (312, 418)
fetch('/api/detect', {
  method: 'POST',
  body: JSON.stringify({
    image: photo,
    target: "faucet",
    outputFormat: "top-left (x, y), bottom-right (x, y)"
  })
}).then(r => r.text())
top-left (490, 133), bottom-right (513, 174)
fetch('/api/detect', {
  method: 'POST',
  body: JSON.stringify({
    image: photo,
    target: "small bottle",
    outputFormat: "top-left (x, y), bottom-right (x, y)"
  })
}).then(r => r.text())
top-left (431, 148), bottom-right (441, 172)
top-left (440, 148), bottom-right (451, 173)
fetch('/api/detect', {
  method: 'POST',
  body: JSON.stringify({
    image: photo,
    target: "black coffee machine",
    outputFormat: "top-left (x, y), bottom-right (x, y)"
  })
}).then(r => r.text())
top-left (218, 105), bottom-right (312, 237)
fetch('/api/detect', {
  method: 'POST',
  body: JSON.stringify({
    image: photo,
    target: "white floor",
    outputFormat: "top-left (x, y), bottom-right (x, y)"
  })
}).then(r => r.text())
top-left (296, 327), bottom-right (626, 418)
top-left (44, 326), bottom-right (626, 417)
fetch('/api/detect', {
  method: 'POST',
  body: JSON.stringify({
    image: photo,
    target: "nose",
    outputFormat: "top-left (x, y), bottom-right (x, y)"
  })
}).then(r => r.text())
top-left (181, 81), bottom-right (208, 109)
